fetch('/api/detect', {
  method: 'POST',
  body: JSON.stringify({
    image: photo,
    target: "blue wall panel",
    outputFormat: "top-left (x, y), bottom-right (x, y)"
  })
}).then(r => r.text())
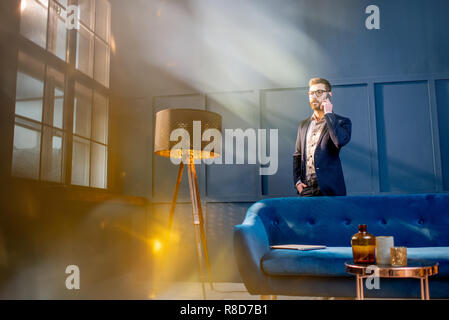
top-left (375, 81), bottom-right (436, 193)
top-left (260, 88), bottom-right (309, 196)
top-left (436, 80), bottom-right (449, 191)
top-left (260, 84), bottom-right (373, 196)
top-left (205, 92), bottom-right (260, 200)
top-left (332, 84), bottom-right (372, 194)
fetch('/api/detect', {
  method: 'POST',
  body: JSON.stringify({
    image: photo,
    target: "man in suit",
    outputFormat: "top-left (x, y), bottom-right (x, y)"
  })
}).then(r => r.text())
top-left (293, 78), bottom-right (352, 196)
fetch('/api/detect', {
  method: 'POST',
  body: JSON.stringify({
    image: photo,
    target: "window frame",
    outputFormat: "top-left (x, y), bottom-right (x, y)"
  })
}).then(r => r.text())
top-left (12, 0), bottom-right (111, 190)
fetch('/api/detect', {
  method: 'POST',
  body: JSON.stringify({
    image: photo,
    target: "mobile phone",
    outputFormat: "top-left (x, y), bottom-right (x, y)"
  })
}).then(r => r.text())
top-left (320, 92), bottom-right (331, 110)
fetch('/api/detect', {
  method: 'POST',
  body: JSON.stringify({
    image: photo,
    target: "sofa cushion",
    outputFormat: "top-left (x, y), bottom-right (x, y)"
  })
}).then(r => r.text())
top-left (261, 247), bottom-right (352, 277)
top-left (407, 247), bottom-right (449, 275)
top-left (256, 194), bottom-right (449, 247)
top-left (261, 247), bottom-right (449, 277)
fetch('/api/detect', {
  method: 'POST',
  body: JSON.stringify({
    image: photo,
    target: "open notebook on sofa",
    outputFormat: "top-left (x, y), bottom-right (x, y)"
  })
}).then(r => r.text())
top-left (270, 244), bottom-right (327, 251)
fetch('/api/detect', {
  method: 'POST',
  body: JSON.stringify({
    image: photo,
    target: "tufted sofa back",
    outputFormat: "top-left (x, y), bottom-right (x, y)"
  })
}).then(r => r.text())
top-left (247, 193), bottom-right (449, 247)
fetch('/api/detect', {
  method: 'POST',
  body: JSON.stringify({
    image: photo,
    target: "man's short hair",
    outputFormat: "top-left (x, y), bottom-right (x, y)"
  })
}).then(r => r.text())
top-left (309, 77), bottom-right (332, 92)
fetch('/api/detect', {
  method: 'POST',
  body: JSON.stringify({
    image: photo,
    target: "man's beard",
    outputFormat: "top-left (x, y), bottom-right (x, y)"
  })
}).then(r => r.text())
top-left (310, 99), bottom-right (322, 111)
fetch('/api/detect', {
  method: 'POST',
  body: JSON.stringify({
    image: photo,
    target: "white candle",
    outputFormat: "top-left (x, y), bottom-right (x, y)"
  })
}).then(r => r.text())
top-left (376, 236), bottom-right (394, 265)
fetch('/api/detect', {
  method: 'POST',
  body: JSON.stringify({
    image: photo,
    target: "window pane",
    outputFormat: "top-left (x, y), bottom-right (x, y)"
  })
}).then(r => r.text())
top-left (78, 0), bottom-right (94, 30)
top-left (76, 25), bottom-right (94, 77)
top-left (41, 126), bottom-right (63, 182)
top-left (16, 71), bottom-right (45, 100)
top-left (20, 0), bottom-right (49, 49)
top-left (91, 142), bottom-right (107, 188)
top-left (92, 92), bottom-right (108, 143)
top-left (71, 136), bottom-right (90, 186)
top-left (15, 99), bottom-right (43, 123)
top-left (12, 118), bottom-right (42, 179)
top-left (48, 1), bottom-right (67, 61)
top-left (73, 82), bottom-right (92, 138)
top-left (94, 37), bottom-right (110, 87)
top-left (15, 51), bottom-right (45, 122)
top-left (15, 73), bottom-right (44, 122)
top-left (95, 0), bottom-right (110, 43)
top-left (44, 67), bottom-right (65, 128)
top-left (54, 96), bottom-right (64, 128)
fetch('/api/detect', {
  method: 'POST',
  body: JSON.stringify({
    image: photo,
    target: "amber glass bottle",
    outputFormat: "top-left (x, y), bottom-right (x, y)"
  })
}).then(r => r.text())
top-left (351, 224), bottom-right (376, 264)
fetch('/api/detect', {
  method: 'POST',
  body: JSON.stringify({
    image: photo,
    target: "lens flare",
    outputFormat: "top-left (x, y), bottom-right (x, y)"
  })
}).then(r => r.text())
top-left (20, 0), bottom-right (27, 12)
top-left (152, 239), bottom-right (162, 254)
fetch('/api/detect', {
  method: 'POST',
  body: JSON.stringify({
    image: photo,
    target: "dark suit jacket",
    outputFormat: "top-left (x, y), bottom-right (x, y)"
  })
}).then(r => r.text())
top-left (293, 112), bottom-right (352, 196)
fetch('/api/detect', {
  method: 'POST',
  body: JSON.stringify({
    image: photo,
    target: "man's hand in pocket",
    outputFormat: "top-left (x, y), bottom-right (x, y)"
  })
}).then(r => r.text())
top-left (296, 182), bottom-right (308, 194)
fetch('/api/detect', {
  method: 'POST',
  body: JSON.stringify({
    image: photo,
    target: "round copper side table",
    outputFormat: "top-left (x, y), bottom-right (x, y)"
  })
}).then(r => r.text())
top-left (345, 259), bottom-right (439, 300)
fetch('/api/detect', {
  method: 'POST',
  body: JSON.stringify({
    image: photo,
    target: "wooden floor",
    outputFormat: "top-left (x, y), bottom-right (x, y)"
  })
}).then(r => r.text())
top-left (152, 282), bottom-right (341, 300)
top-left (72, 275), bottom-right (419, 300)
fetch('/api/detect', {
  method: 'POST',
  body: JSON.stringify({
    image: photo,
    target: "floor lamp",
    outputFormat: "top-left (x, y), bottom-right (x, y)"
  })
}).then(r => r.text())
top-left (154, 108), bottom-right (222, 300)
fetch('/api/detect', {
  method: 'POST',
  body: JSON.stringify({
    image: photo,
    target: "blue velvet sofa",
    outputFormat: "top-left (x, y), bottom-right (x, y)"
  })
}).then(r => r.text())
top-left (233, 194), bottom-right (449, 299)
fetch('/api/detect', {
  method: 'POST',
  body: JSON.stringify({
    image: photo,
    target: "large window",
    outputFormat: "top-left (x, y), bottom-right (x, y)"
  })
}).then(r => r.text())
top-left (12, 0), bottom-right (111, 189)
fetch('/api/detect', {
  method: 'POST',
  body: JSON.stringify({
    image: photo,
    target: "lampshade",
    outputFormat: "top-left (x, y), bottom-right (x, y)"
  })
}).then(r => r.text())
top-left (154, 108), bottom-right (222, 160)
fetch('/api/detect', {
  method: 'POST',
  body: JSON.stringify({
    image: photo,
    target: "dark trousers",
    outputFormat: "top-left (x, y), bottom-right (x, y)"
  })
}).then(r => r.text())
top-left (300, 174), bottom-right (323, 197)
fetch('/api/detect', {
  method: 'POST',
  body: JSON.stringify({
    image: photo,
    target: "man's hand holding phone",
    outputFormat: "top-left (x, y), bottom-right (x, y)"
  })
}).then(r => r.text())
top-left (321, 92), bottom-right (333, 113)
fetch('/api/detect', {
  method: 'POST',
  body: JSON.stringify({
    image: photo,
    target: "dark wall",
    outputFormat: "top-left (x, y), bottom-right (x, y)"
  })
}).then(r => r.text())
top-left (109, 0), bottom-right (449, 96)
top-left (110, 0), bottom-right (449, 199)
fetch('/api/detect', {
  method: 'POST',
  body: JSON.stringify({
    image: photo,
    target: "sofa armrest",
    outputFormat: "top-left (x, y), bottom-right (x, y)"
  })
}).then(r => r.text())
top-left (233, 212), bottom-right (270, 294)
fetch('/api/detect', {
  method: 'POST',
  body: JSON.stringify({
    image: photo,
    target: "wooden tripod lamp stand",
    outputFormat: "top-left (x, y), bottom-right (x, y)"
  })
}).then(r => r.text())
top-left (154, 108), bottom-right (222, 300)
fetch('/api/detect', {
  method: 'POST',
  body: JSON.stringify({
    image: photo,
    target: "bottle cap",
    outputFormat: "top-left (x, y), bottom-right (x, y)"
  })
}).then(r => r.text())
top-left (358, 224), bottom-right (367, 232)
